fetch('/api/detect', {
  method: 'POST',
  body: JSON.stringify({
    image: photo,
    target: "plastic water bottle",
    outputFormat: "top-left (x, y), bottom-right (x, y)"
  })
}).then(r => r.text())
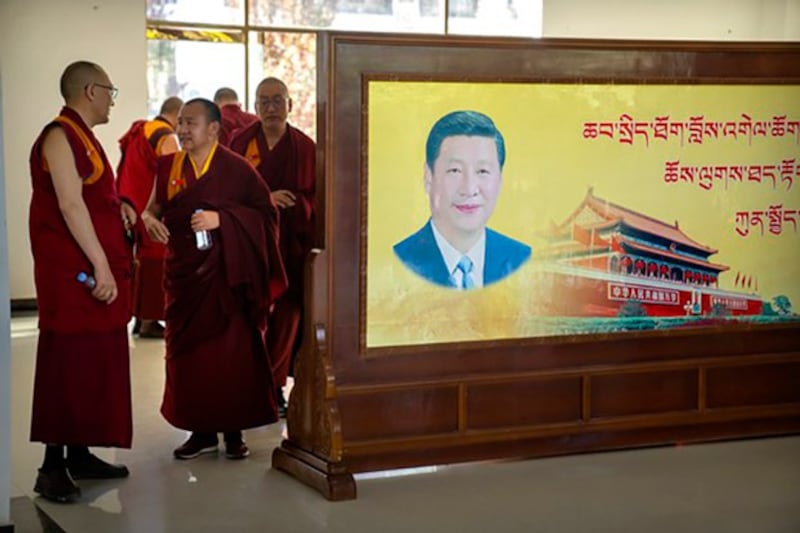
top-left (194, 209), bottom-right (213, 250)
top-left (76, 271), bottom-right (97, 289)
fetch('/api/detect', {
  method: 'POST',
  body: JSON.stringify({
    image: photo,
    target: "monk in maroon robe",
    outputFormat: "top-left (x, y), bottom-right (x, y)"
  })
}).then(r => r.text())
top-left (229, 77), bottom-right (315, 416)
top-left (144, 98), bottom-right (287, 460)
top-left (117, 96), bottom-right (182, 338)
top-left (28, 61), bottom-right (135, 503)
top-left (214, 87), bottom-right (259, 146)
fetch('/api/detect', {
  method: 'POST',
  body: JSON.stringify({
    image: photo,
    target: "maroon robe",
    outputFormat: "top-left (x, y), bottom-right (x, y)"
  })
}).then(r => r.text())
top-left (229, 122), bottom-right (315, 388)
top-left (28, 106), bottom-right (133, 447)
top-left (219, 104), bottom-right (259, 147)
top-left (117, 117), bottom-right (174, 320)
top-left (156, 144), bottom-right (287, 431)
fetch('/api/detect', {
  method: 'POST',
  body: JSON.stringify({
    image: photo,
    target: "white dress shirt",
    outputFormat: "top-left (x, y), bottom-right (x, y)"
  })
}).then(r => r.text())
top-left (430, 220), bottom-right (485, 289)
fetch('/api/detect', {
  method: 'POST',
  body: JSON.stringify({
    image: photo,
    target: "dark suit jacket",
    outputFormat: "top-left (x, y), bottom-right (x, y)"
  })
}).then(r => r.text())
top-left (393, 220), bottom-right (531, 288)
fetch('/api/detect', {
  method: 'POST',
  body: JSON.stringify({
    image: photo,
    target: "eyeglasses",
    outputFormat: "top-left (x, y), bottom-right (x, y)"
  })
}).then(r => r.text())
top-left (92, 83), bottom-right (119, 101)
top-left (258, 95), bottom-right (287, 108)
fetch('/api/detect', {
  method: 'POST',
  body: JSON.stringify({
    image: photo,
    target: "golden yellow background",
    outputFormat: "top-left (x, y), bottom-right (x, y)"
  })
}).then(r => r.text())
top-left (366, 81), bottom-right (800, 348)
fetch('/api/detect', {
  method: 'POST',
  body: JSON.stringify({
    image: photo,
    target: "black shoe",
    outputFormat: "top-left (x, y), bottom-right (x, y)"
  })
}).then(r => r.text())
top-left (34, 468), bottom-right (81, 503)
top-left (173, 434), bottom-right (218, 460)
top-left (224, 440), bottom-right (250, 460)
top-left (66, 454), bottom-right (129, 480)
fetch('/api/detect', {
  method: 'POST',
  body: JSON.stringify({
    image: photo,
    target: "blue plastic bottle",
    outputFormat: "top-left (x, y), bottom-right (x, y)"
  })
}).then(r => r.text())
top-left (76, 271), bottom-right (97, 289)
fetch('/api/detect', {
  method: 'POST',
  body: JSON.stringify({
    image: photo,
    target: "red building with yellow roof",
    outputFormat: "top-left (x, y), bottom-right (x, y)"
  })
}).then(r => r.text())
top-left (538, 188), bottom-right (763, 317)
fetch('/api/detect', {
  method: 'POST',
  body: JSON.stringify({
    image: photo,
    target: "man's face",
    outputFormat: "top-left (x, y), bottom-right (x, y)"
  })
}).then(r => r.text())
top-left (425, 135), bottom-right (502, 242)
top-left (255, 81), bottom-right (291, 130)
top-left (176, 103), bottom-right (217, 153)
top-left (89, 71), bottom-right (115, 124)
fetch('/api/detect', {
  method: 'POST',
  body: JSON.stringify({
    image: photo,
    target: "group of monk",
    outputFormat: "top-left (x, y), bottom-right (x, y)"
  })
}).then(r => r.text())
top-left (27, 60), bottom-right (315, 503)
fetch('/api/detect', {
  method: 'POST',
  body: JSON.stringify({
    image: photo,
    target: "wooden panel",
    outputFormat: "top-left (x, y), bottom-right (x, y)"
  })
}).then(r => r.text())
top-left (707, 361), bottom-right (800, 409)
top-left (466, 378), bottom-right (582, 429)
top-left (591, 369), bottom-right (698, 418)
top-left (276, 34), bottom-right (800, 501)
top-left (338, 387), bottom-right (459, 441)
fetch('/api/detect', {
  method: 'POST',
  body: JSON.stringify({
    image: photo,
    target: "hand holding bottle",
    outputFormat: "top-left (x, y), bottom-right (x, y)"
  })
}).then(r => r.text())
top-left (191, 209), bottom-right (219, 250)
top-left (79, 263), bottom-right (117, 304)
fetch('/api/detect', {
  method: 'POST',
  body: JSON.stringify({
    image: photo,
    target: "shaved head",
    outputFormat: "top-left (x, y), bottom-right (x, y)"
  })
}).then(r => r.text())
top-left (59, 61), bottom-right (106, 102)
top-left (213, 87), bottom-right (238, 104)
top-left (183, 98), bottom-right (221, 124)
top-left (160, 96), bottom-right (183, 115)
top-left (255, 77), bottom-right (288, 97)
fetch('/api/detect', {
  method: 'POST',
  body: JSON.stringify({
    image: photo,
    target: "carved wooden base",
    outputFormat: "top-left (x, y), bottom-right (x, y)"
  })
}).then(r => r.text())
top-left (272, 440), bottom-right (356, 501)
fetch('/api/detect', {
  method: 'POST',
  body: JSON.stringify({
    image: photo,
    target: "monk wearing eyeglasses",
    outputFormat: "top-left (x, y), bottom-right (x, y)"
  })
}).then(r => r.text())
top-left (28, 60), bottom-right (135, 503)
top-left (229, 77), bottom-right (316, 418)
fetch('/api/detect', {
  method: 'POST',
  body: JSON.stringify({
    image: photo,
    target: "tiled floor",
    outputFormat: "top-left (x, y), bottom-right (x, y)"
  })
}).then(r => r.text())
top-left (8, 315), bottom-right (800, 532)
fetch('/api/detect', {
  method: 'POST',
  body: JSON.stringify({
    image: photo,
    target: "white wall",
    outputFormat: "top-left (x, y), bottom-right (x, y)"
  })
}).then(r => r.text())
top-left (0, 0), bottom-right (147, 301)
top-left (543, 0), bottom-right (800, 40)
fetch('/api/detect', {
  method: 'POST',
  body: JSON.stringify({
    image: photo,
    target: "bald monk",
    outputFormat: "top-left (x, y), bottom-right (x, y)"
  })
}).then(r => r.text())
top-left (28, 60), bottom-right (136, 503)
top-left (143, 98), bottom-right (287, 460)
top-left (117, 96), bottom-right (182, 338)
top-left (213, 87), bottom-right (259, 146)
top-left (229, 77), bottom-right (315, 417)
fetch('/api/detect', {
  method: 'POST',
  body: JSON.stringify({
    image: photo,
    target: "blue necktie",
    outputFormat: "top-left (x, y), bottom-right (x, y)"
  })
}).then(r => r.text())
top-left (456, 256), bottom-right (476, 290)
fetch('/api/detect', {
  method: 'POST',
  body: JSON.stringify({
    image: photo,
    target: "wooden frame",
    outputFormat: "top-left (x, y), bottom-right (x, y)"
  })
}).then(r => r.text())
top-left (272, 33), bottom-right (800, 500)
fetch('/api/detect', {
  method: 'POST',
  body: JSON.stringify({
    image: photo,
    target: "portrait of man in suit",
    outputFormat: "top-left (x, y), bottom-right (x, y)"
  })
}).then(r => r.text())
top-left (393, 110), bottom-right (531, 290)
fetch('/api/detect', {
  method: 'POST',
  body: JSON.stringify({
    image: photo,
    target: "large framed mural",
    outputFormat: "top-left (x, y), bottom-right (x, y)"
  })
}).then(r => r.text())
top-left (273, 34), bottom-right (800, 501)
top-left (366, 82), bottom-right (800, 348)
